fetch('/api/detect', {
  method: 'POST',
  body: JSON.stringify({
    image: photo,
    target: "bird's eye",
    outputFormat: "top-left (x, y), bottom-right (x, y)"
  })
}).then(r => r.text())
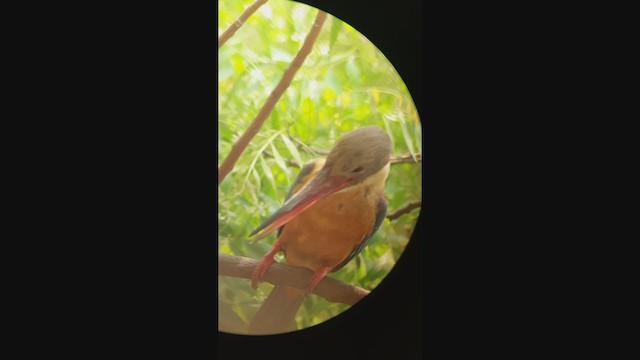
top-left (352, 166), bottom-right (365, 174)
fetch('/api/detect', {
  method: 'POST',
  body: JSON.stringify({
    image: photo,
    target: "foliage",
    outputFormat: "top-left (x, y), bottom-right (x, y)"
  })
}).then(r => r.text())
top-left (218, 0), bottom-right (422, 333)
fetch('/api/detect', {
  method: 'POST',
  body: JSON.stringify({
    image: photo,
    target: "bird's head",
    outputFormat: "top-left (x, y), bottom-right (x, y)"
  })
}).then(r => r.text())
top-left (324, 125), bottom-right (392, 184)
top-left (250, 126), bottom-right (391, 242)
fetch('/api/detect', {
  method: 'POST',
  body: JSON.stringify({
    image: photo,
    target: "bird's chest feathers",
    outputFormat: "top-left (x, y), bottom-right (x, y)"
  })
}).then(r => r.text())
top-left (279, 183), bottom-right (380, 269)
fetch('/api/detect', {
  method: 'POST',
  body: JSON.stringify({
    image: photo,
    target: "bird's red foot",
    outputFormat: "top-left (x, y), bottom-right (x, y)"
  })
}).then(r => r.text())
top-left (251, 240), bottom-right (282, 289)
top-left (305, 266), bottom-right (332, 296)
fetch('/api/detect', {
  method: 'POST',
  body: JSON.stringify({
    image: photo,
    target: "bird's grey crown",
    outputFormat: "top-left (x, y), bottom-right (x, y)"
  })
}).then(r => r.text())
top-left (325, 126), bottom-right (391, 182)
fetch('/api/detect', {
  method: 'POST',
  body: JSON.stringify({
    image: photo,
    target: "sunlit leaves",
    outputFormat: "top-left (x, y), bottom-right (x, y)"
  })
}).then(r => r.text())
top-left (241, 130), bottom-right (284, 195)
top-left (280, 133), bottom-right (303, 166)
top-left (324, 68), bottom-right (343, 94)
top-left (346, 58), bottom-right (361, 83)
top-left (269, 142), bottom-right (291, 181)
top-left (270, 47), bottom-right (293, 63)
top-left (400, 113), bottom-right (418, 162)
top-left (329, 18), bottom-right (343, 51)
top-left (259, 155), bottom-right (277, 193)
top-left (230, 53), bottom-right (246, 73)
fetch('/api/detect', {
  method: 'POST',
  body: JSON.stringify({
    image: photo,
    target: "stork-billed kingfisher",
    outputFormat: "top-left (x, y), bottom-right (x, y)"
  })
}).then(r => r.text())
top-left (247, 126), bottom-right (392, 335)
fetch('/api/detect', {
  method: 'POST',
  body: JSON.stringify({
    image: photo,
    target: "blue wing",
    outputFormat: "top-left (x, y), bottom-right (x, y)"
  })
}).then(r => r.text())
top-left (331, 194), bottom-right (388, 272)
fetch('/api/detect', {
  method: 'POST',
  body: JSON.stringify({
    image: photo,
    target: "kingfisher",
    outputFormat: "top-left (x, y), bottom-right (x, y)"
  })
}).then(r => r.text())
top-left (247, 126), bottom-right (392, 335)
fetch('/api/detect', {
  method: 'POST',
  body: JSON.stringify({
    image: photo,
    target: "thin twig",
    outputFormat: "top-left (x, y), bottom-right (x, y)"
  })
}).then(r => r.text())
top-left (390, 153), bottom-right (422, 164)
top-left (218, 0), bottom-right (268, 49)
top-left (263, 150), bottom-right (301, 168)
top-left (218, 10), bottom-right (328, 185)
top-left (290, 135), bottom-right (329, 155)
top-left (218, 253), bottom-right (369, 305)
top-left (290, 133), bottom-right (421, 165)
top-left (387, 201), bottom-right (421, 221)
top-left (264, 151), bottom-right (420, 169)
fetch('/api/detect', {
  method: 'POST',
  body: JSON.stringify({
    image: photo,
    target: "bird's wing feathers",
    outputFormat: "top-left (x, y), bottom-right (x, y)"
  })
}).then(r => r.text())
top-left (275, 157), bottom-right (387, 272)
top-left (284, 158), bottom-right (325, 202)
top-left (331, 194), bottom-right (388, 272)
top-left (276, 158), bottom-right (325, 237)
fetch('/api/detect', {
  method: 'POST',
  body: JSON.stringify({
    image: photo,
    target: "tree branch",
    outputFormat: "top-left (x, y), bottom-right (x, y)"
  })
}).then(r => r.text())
top-left (218, 0), bottom-right (268, 49)
top-left (263, 150), bottom-right (301, 168)
top-left (387, 201), bottom-right (422, 221)
top-left (390, 153), bottom-right (422, 164)
top-left (218, 10), bottom-right (328, 185)
top-left (290, 136), bottom-right (330, 156)
top-left (289, 133), bottom-right (421, 166)
top-left (264, 150), bottom-right (422, 169)
top-left (218, 253), bottom-right (369, 305)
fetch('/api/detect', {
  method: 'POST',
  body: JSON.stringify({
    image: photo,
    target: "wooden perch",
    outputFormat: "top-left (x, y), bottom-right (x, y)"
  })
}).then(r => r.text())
top-left (218, 10), bottom-right (328, 185)
top-left (387, 201), bottom-right (422, 221)
top-left (218, 0), bottom-right (268, 49)
top-left (218, 253), bottom-right (369, 305)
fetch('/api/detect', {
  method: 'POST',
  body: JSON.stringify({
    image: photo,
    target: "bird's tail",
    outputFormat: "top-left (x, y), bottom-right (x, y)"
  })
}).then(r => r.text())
top-left (248, 285), bottom-right (306, 335)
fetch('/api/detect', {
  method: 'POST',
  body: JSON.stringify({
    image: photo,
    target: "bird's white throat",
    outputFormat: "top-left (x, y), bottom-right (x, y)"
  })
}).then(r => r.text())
top-left (337, 162), bottom-right (390, 195)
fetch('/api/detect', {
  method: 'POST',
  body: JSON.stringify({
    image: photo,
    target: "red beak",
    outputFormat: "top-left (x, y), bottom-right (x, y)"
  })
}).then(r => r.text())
top-left (249, 168), bottom-right (353, 243)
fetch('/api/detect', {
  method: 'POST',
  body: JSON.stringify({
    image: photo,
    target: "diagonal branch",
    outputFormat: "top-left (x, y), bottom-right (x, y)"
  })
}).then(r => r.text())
top-left (218, 253), bottom-right (369, 305)
top-left (387, 201), bottom-right (422, 221)
top-left (218, 0), bottom-right (268, 49)
top-left (218, 10), bottom-right (328, 185)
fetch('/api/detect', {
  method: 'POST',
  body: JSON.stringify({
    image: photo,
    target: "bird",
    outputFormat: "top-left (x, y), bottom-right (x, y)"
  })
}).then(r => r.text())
top-left (247, 126), bottom-right (392, 335)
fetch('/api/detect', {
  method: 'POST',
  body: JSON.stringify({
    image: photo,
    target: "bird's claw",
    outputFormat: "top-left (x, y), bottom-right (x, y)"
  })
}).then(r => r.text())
top-left (251, 241), bottom-right (282, 289)
top-left (304, 266), bottom-right (331, 296)
top-left (251, 256), bottom-right (275, 289)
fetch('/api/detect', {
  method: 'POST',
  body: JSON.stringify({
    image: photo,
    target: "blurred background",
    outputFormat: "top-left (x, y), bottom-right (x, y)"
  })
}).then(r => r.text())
top-left (218, 0), bottom-right (422, 334)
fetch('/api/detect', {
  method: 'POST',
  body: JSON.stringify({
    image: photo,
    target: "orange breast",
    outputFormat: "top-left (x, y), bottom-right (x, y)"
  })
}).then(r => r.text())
top-left (278, 185), bottom-right (378, 271)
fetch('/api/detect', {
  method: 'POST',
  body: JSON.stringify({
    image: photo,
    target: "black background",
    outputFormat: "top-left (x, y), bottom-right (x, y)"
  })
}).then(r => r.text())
top-left (17, 0), bottom-right (614, 358)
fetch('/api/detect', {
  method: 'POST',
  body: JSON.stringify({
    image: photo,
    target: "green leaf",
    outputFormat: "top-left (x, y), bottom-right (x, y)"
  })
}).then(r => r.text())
top-left (270, 47), bottom-right (293, 63)
top-left (321, 88), bottom-right (336, 104)
top-left (270, 142), bottom-right (291, 182)
top-left (301, 97), bottom-right (315, 120)
top-left (414, 120), bottom-right (422, 152)
top-left (346, 58), bottom-right (361, 82)
top-left (242, 130), bottom-right (284, 193)
top-left (259, 155), bottom-right (277, 195)
top-left (230, 53), bottom-right (246, 74)
top-left (311, 49), bottom-right (356, 69)
top-left (399, 112), bottom-right (417, 162)
top-left (382, 115), bottom-right (395, 151)
top-left (325, 68), bottom-right (342, 94)
top-left (249, 168), bottom-right (261, 202)
top-left (329, 18), bottom-right (343, 51)
top-left (357, 255), bottom-right (367, 279)
top-left (280, 134), bottom-right (303, 167)
top-left (219, 65), bottom-right (234, 81)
